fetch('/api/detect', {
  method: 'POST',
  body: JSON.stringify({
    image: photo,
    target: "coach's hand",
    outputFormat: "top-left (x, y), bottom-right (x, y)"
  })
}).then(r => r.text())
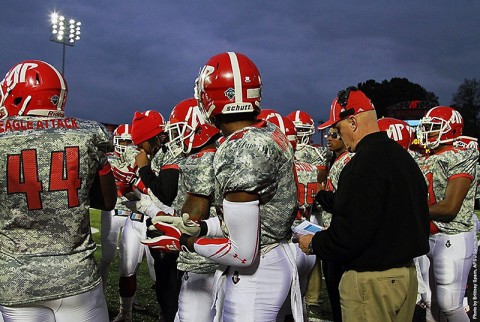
top-left (152, 213), bottom-right (201, 237)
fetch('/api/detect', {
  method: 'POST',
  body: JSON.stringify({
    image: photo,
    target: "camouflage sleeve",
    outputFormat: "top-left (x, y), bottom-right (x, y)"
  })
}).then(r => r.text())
top-left (88, 121), bottom-right (113, 171)
top-left (447, 148), bottom-right (478, 181)
top-left (182, 152), bottom-right (215, 197)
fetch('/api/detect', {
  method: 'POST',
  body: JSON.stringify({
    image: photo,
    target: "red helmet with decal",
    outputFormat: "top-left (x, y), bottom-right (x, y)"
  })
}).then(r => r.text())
top-left (0, 60), bottom-right (67, 119)
top-left (454, 135), bottom-right (479, 150)
top-left (265, 113), bottom-right (297, 150)
top-left (257, 108), bottom-right (279, 121)
top-left (195, 52), bottom-right (262, 121)
top-left (166, 97), bottom-right (219, 156)
top-left (377, 117), bottom-right (412, 150)
top-left (287, 110), bottom-right (315, 148)
top-left (113, 124), bottom-right (133, 155)
top-left (417, 106), bottom-right (463, 149)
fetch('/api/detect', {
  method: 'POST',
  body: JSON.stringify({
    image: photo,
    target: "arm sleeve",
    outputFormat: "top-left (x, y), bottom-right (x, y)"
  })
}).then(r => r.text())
top-left (193, 199), bottom-right (260, 266)
top-left (138, 165), bottom-right (179, 206)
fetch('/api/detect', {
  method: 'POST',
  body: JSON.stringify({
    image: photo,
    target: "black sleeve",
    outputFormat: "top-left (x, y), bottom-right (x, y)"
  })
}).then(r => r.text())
top-left (315, 190), bottom-right (335, 213)
top-left (138, 165), bottom-right (179, 206)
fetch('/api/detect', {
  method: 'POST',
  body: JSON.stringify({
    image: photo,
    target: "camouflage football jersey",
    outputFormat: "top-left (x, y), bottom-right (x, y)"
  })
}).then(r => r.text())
top-left (322, 151), bottom-right (354, 226)
top-left (294, 144), bottom-right (330, 170)
top-left (294, 160), bottom-right (318, 221)
top-left (0, 116), bottom-right (112, 305)
top-left (213, 121), bottom-right (297, 249)
top-left (174, 148), bottom-right (218, 274)
top-left (417, 146), bottom-right (478, 234)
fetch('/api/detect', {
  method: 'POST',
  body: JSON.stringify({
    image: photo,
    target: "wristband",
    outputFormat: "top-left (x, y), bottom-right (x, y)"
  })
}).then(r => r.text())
top-left (308, 239), bottom-right (315, 255)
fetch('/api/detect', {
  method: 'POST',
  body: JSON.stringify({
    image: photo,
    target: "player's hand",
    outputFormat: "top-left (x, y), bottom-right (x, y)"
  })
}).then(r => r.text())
top-left (152, 213), bottom-right (201, 237)
top-left (135, 149), bottom-right (149, 169)
top-left (142, 220), bottom-right (183, 252)
top-left (141, 235), bottom-right (181, 252)
top-left (122, 190), bottom-right (161, 217)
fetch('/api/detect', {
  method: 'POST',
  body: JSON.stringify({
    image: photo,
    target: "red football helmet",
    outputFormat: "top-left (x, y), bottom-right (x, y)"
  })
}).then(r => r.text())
top-left (287, 110), bottom-right (315, 148)
top-left (0, 60), bottom-right (67, 119)
top-left (417, 106), bottom-right (463, 149)
top-left (195, 52), bottom-right (262, 121)
top-left (454, 135), bottom-right (479, 150)
top-left (257, 108), bottom-right (279, 121)
top-left (377, 117), bottom-right (412, 150)
top-left (113, 124), bottom-right (133, 155)
top-left (265, 113), bottom-right (297, 150)
top-left (166, 97), bottom-right (220, 156)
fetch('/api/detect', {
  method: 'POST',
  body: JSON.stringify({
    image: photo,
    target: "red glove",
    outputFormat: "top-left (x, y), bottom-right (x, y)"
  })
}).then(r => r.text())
top-left (142, 221), bottom-right (182, 252)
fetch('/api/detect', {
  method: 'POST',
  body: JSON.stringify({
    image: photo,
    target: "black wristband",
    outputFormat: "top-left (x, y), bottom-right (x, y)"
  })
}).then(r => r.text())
top-left (308, 239), bottom-right (315, 255)
top-left (179, 233), bottom-right (191, 247)
top-left (199, 221), bottom-right (208, 237)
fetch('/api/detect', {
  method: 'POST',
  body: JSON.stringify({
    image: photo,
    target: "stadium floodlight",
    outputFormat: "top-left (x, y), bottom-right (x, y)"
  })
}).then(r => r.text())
top-left (49, 11), bottom-right (82, 75)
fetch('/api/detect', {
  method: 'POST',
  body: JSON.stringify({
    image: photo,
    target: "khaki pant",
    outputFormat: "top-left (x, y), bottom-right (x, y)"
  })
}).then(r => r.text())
top-left (305, 257), bottom-right (322, 306)
top-left (339, 265), bottom-right (417, 322)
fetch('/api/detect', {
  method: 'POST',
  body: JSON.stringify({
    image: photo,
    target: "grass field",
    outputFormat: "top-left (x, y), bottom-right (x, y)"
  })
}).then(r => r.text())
top-left (90, 209), bottom-right (160, 322)
top-left (90, 209), bottom-right (480, 322)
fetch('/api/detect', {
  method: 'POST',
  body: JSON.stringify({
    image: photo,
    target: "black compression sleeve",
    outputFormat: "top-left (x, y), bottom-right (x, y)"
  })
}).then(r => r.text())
top-left (138, 165), bottom-right (179, 206)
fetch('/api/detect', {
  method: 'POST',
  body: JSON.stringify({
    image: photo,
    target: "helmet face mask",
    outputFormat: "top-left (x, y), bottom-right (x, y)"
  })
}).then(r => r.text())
top-left (0, 60), bottom-right (67, 119)
top-left (417, 106), bottom-right (463, 150)
top-left (287, 110), bottom-right (315, 149)
top-left (113, 124), bottom-right (133, 155)
top-left (166, 98), bottom-right (219, 158)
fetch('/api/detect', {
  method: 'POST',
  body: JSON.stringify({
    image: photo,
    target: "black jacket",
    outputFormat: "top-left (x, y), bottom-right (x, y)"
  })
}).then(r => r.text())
top-left (313, 132), bottom-right (429, 271)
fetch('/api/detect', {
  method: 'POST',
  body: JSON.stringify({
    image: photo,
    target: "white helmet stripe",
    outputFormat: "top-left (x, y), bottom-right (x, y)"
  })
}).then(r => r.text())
top-left (227, 52), bottom-right (243, 103)
top-left (295, 110), bottom-right (301, 122)
top-left (44, 61), bottom-right (66, 111)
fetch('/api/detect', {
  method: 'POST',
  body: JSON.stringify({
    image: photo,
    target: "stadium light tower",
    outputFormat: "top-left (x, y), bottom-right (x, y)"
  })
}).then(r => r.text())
top-left (50, 11), bottom-right (81, 75)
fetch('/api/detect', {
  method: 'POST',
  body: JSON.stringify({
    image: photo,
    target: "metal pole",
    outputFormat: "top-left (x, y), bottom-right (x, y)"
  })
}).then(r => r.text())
top-left (62, 42), bottom-right (66, 75)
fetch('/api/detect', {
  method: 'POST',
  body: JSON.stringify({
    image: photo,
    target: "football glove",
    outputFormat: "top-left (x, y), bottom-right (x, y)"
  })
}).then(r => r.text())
top-left (152, 213), bottom-right (201, 237)
top-left (122, 189), bottom-right (162, 217)
top-left (141, 235), bottom-right (181, 252)
top-left (141, 221), bottom-right (182, 252)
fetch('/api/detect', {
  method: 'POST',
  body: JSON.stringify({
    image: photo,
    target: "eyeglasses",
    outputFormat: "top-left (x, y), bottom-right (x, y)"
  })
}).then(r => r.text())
top-left (337, 86), bottom-right (358, 118)
top-left (324, 132), bottom-right (341, 139)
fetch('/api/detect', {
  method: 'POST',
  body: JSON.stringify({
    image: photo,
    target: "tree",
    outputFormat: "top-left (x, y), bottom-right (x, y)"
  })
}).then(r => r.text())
top-left (451, 78), bottom-right (480, 138)
top-left (357, 78), bottom-right (439, 118)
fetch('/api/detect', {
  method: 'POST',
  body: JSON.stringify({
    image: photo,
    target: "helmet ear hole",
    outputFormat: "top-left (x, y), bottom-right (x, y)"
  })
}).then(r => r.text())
top-left (13, 97), bottom-right (22, 106)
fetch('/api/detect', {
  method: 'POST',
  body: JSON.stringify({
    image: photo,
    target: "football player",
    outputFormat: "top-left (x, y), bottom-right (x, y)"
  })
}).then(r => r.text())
top-left (128, 110), bottom-right (182, 322)
top-left (287, 110), bottom-right (330, 184)
top-left (0, 60), bottom-right (116, 321)
top-left (99, 123), bottom-right (155, 322)
top-left (378, 117), bottom-right (432, 320)
top-left (287, 110), bottom-right (330, 313)
top-left (416, 106), bottom-right (478, 321)
top-left (263, 113), bottom-right (317, 321)
top-left (143, 97), bottom-right (221, 322)
top-left (154, 52), bottom-right (301, 322)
